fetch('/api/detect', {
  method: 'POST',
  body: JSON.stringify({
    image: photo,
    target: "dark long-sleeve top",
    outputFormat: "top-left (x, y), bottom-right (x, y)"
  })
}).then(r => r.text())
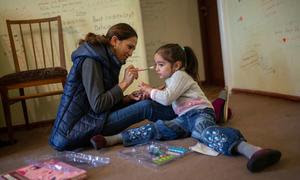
top-left (82, 58), bottom-right (123, 113)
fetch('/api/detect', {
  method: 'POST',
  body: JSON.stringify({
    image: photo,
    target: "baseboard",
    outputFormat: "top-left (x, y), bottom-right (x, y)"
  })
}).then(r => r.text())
top-left (231, 88), bottom-right (300, 101)
top-left (0, 120), bottom-right (54, 134)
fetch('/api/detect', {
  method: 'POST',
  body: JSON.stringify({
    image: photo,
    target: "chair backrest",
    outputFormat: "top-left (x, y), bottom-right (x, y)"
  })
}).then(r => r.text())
top-left (6, 16), bottom-right (66, 72)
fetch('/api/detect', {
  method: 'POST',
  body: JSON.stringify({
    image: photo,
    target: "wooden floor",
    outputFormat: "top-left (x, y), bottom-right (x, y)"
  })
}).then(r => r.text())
top-left (1, 87), bottom-right (300, 179)
top-left (201, 84), bottom-right (223, 100)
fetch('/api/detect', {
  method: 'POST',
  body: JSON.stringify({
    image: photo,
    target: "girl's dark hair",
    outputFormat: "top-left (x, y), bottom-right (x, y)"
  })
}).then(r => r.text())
top-left (79, 23), bottom-right (138, 46)
top-left (155, 43), bottom-right (200, 84)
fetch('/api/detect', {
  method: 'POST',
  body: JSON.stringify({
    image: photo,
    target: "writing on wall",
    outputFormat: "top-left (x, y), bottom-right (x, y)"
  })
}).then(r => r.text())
top-left (227, 0), bottom-right (300, 95)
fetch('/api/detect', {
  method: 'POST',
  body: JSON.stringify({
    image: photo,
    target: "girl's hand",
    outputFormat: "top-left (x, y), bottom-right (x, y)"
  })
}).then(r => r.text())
top-left (137, 90), bottom-right (150, 100)
top-left (139, 82), bottom-right (153, 95)
top-left (123, 90), bottom-right (149, 104)
top-left (128, 90), bottom-right (143, 101)
top-left (119, 65), bottom-right (138, 91)
top-left (132, 90), bottom-right (150, 100)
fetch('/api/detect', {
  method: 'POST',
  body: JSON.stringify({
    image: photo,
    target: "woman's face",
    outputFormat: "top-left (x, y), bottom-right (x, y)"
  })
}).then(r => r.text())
top-left (111, 36), bottom-right (137, 63)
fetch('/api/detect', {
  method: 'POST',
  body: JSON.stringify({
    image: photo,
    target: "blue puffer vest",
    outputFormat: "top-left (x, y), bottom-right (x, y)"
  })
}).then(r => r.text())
top-left (49, 43), bottom-right (122, 151)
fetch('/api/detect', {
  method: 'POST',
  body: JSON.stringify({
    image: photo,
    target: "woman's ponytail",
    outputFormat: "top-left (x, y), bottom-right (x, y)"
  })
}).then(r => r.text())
top-left (79, 23), bottom-right (137, 46)
top-left (78, 32), bottom-right (109, 46)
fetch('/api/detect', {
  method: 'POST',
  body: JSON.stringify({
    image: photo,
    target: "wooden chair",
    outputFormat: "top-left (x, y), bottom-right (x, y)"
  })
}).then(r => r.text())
top-left (0, 16), bottom-right (67, 144)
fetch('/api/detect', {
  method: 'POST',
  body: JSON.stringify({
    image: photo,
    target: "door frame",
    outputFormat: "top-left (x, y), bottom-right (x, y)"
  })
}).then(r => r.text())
top-left (198, 0), bottom-right (225, 86)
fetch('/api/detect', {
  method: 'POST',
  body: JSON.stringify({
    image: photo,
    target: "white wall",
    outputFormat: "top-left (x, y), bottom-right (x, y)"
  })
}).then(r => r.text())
top-left (141, 0), bottom-right (204, 86)
top-left (0, 0), bottom-right (147, 127)
top-left (218, 0), bottom-right (300, 96)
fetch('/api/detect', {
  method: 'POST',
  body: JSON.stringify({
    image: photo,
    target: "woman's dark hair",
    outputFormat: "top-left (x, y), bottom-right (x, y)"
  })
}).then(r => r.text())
top-left (155, 43), bottom-right (200, 84)
top-left (79, 23), bottom-right (137, 46)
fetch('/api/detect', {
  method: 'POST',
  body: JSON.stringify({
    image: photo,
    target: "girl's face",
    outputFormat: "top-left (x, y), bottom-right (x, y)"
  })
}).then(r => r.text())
top-left (111, 36), bottom-right (137, 63)
top-left (154, 53), bottom-right (177, 79)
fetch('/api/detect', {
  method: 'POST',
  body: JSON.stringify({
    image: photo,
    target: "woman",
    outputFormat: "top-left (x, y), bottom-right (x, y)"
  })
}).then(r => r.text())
top-left (49, 23), bottom-right (176, 151)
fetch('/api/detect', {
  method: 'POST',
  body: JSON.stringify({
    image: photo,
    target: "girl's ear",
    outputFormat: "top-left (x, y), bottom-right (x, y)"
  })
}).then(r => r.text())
top-left (174, 61), bottom-right (183, 71)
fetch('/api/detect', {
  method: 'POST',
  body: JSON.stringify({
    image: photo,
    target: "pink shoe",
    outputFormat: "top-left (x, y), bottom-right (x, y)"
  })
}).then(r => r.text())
top-left (90, 135), bottom-right (107, 150)
top-left (247, 149), bottom-right (281, 172)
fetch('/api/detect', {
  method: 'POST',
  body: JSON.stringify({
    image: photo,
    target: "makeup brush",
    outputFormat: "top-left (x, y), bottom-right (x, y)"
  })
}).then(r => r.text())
top-left (138, 66), bottom-right (155, 71)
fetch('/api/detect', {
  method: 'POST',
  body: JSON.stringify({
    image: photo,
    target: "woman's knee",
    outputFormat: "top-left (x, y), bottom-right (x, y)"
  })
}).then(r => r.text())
top-left (134, 100), bottom-right (176, 121)
top-left (136, 99), bottom-right (155, 109)
top-left (133, 100), bottom-right (157, 115)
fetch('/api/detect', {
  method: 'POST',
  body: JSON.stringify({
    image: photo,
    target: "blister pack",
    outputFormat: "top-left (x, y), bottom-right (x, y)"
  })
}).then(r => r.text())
top-left (119, 141), bottom-right (189, 168)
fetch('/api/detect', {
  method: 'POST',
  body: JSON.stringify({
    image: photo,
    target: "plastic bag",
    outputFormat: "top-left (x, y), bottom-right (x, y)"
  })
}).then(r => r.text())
top-left (119, 141), bottom-right (189, 168)
top-left (25, 151), bottom-right (110, 169)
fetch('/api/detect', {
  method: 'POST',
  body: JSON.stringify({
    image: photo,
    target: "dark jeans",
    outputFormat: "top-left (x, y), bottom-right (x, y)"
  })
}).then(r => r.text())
top-left (101, 100), bottom-right (177, 136)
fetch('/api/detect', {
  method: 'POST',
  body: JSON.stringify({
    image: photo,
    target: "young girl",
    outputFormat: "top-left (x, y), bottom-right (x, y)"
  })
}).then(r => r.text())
top-left (90, 44), bottom-right (281, 172)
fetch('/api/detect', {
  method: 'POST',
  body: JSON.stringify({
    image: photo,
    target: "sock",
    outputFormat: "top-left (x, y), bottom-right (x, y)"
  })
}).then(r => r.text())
top-left (104, 134), bottom-right (123, 146)
top-left (236, 141), bottom-right (262, 159)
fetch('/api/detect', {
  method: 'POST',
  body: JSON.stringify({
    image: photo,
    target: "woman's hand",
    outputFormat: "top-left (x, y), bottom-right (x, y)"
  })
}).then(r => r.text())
top-left (119, 65), bottom-right (138, 91)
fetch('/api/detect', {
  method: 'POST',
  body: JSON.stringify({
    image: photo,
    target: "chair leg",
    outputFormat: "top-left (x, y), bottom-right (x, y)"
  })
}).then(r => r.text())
top-left (0, 88), bottom-right (16, 144)
top-left (62, 78), bottom-right (66, 88)
top-left (19, 88), bottom-right (29, 129)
